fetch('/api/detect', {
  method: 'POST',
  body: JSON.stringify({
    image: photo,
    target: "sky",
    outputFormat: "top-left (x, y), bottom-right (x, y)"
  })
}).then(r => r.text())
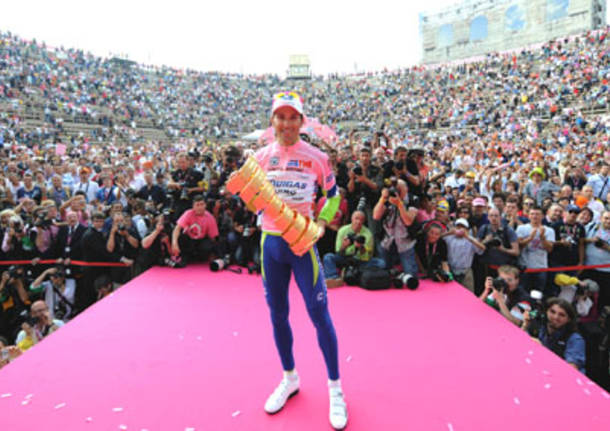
top-left (0, 0), bottom-right (606, 76)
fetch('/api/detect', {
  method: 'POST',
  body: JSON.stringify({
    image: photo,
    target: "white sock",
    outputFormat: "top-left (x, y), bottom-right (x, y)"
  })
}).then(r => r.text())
top-left (328, 379), bottom-right (342, 390)
top-left (284, 370), bottom-right (298, 380)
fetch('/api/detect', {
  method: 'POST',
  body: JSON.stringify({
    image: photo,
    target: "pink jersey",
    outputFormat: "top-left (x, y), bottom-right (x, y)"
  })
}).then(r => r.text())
top-left (255, 140), bottom-right (336, 233)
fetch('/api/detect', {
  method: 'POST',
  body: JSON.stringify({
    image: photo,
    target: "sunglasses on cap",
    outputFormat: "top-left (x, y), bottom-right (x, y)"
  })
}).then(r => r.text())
top-left (274, 91), bottom-right (301, 101)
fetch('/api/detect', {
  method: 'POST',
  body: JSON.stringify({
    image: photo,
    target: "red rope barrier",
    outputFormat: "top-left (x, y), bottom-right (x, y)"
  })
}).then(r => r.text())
top-left (488, 262), bottom-right (610, 273)
top-left (0, 259), bottom-right (128, 267)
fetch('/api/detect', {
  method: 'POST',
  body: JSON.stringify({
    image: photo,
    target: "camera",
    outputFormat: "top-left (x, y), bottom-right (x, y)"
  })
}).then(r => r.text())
top-left (432, 269), bottom-right (452, 283)
top-left (492, 277), bottom-right (508, 292)
top-left (352, 165), bottom-right (363, 176)
top-left (7, 265), bottom-right (20, 279)
top-left (12, 221), bottom-right (23, 234)
top-left (203, 153), bottom-right (213, 164)
top-left (180, 183), bottom-right (189, 200)
top-left (392, 272), bottom-right (419, 290)
top-left (395, 161), bottom-right (404, 171)
top-left (594, 239), bottom-right (607, 249)
top-left (485, 238), bottom-right (502, 248)
top-left (388, 187), bottom-right (398, 198)
top-left (210, 254), bottom-right (232, 272)
top-left (346, 233), bottom-right (366, 246)
top-left (356, 196), bottom-right (367, 212)
top-left (118, 223), bottom-right (126, 232)
top-left (343, 265), bottom-right (361, 286)
top-left (247, 262), bottom-right (260, 275)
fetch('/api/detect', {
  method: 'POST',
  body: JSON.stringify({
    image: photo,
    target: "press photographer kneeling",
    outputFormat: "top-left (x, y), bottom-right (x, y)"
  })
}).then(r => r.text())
top-left (322, 210), bottom-right (384, 288)
top-left (521, 297), bottom-right (586, 372)
top-left (480, 265), bottom-right (530, 326)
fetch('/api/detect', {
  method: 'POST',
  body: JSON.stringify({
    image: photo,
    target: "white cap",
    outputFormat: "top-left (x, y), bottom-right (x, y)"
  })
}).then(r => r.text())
top-left (271, 91), bottom-right (304, 116)
top-left (455, 218), bottom-right (469, 228)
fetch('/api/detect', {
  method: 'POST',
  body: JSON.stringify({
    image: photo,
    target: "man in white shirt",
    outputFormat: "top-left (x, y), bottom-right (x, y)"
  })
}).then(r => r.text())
top-left (73, 167), bottom-right (99, 203)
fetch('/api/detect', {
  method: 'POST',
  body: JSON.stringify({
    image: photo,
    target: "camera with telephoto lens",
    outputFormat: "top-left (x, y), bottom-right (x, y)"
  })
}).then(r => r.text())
top-left (210, 254), bottom-right (232, 272)
top-left (346, 233), bottom-right (366, 246)
top-left (356, 196), bottom-right (367, 212)
top-left (352, 165), bottom-right (363, 176)
top-left (392, 272), bottom-right (419, 290)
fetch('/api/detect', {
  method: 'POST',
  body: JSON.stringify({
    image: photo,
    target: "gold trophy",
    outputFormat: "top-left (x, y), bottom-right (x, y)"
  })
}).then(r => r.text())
top-left (226, 156), bottom-right (321, 256)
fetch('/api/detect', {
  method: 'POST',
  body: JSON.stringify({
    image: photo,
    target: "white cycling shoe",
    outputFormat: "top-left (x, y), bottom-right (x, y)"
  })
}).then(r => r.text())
top-left (329, 386), bottom-right (348, 430)
top-left (264, 374), bottom-right (300, 414)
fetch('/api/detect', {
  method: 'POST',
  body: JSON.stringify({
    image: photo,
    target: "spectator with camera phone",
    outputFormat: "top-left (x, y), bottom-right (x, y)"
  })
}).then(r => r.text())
top-left (480, 265), bottom-right (530, 326)
top-left (444, 218), bottom-right (486, 292)
top-left (373, 178), bottom-right (419, 276)
top-left (29, 266), bottom-right (75, 321)
top-left (516, 205), bottom-right (555, 292)
top-left (323, 210), bottom-right (384, 288)
top-left (521, 297), bottom-right (586, 372)
top-left (15, 300), bottom-right (64, 351)
top-left (582, 210), bottom-right (610, 312)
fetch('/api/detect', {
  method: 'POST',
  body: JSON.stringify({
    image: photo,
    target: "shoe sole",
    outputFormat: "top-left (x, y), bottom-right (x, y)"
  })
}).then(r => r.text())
top-left (265, 389), bottom-right (299, 415)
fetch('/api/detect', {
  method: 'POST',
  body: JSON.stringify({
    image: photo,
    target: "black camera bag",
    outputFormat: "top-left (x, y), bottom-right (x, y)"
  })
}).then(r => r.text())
top-left (359, 268), bottom-right (393, 290)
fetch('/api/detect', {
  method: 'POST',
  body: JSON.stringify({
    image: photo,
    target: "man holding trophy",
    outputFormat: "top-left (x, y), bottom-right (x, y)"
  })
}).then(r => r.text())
top-left (226, 92), bottom-right (347, 429)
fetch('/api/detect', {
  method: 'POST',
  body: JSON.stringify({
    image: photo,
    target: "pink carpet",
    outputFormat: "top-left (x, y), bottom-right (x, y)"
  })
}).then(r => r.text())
top-left (1, 266), bottom-right (609, 430)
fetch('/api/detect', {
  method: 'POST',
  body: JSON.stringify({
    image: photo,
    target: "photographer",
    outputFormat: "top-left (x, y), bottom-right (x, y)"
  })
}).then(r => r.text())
top-left (136, 171), bottom-right (166, 209)
top-left (550, 204), bottom-right (585, 274)
top-left (106, 212), bottom-right (140, 282)
top-left (405, 147), bottom-right (427, 200)
top-left (347, 147), bottom-right (382, 233)
top-left (32, 201), bottom-right (60, 259)
top-left (15, 300), bottom-right (64, 352)
top-left (2, 215), bottom-right (35, 260)
top-left (171, 194), bottom-right (219, 266)
top-left (415, 222), bottom-right (452, 282)
top-left (167, 152), bottom-right (204, 218)
top-left (0, 267), bottom-right (31, 340)
top-left (480, 265), bottom-right (530, 326)
top-left (522, 298), bottom-right (586, 373)
top-left (476, 208), bottom-right (520, 295)
top-left (232, 201), bottom-right (261, 270)
top-left (373, 179), bottom-right (419, 276)
top-left (583, 210), bottom-right (610, 312)
top-left (142, 211), bottom-right (176, 268)
top-left (322, 210), bottom-right (384, 287)
top-left (29, 266), bottom-right (75, 321)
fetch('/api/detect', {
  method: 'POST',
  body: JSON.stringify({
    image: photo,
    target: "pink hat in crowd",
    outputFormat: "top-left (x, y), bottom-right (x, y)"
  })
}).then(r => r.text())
top-left (271, 91), bottom-right (304, 115)
top-left (472, 197), bottom-right (487, 207)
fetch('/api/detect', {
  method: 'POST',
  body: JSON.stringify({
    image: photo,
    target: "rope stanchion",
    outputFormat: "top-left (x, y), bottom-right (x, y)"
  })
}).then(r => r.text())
top-left (488, 262), bottom-right (610, 273)
top-left (0, 259), bottom-right (129, 267)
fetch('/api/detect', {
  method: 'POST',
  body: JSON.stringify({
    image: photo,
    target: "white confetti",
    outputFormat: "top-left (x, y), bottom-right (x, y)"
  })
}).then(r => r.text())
top-left (178, 335), bottom-right (184, 341)
top-left (21, 400), bottom-right (30, 406)
top-left (232, 410), bottom-right (241, 417)
top-left (113, 407), bottom-right (124, 412)
top-left (542, 370), bottom-right (551, 376)
top-left (55, 402), bottom-right (67, 410)
top-left (233, 331), bottom-right (239, 337)
top-left (528, 350), bottom-right (534, 356)
top-left (586, 381), bottom-right (595, 386)
top-left (346, 355), bottom-right (353, 363)
top-left (544, 384), bottom-right (552, 390)
top-left (119, 425), bottom-right (127, 430)
top-left (447, 423), bottom-right (454, 431)
top-left (583, 389), bottom-right (591, 396)
top-left (24, 393), bottom-right (33, 399)
top-left (513, 397), bottom-right (520, 405)
top-left (196, 336), bottom-right (203, 341)
top-left (86, 417), bottom-right (93, 423)
top-left (1, 393), bottom-right (12, 398)
top-left (576, 378), bottom-right (583, 386)
top-left (525, 358), bottom-right (532, 365)
top-left (185, 428), bottom-right (196, 431)
top-left (602, 391), bottom-right (610, 399)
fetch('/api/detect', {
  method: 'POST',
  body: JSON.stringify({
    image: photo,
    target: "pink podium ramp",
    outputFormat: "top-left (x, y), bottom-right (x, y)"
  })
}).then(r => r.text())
top-left (0, 266), bottom-right (608, 431)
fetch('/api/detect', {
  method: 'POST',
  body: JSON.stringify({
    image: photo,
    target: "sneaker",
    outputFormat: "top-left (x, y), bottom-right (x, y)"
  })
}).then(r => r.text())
top-left (264, 374), bottom-right (300, 414)
top-left (329, 386), bottom-right (348, 430)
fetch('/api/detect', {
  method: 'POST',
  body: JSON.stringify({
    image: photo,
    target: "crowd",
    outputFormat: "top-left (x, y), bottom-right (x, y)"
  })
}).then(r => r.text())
top-left (0, 28), bottom-right (609, 388)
